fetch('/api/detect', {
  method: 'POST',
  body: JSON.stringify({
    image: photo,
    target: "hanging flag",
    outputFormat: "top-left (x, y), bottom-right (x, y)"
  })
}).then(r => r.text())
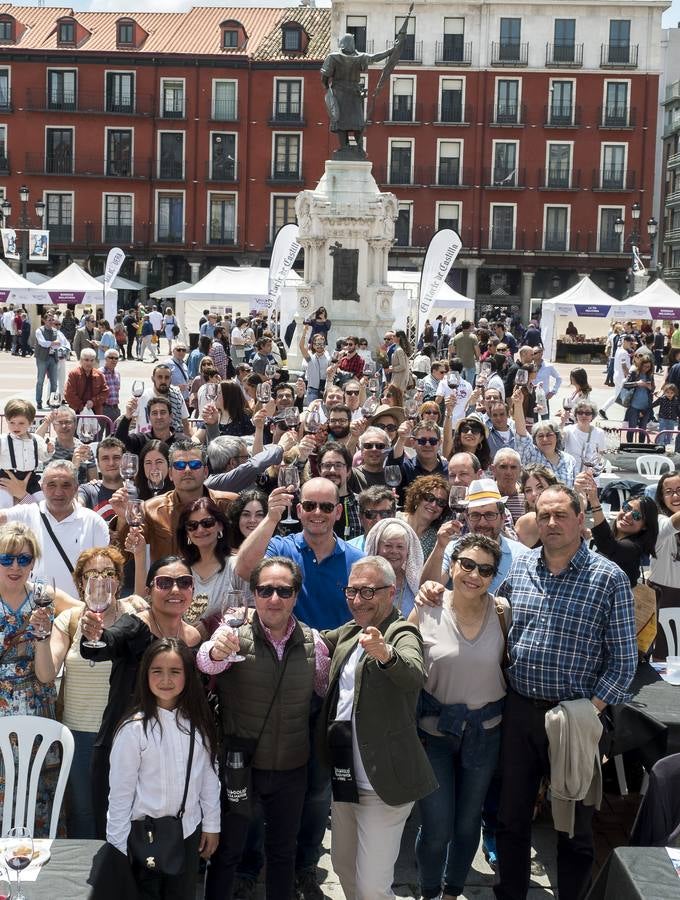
top-left (267, 224), bottom-right (301, 331)
top-left (103, 247), bottom-right (125, 323)
top-left (28, 230), bottom-right (50, 261)
top-left (417, 229), bottom-right (463, 337)
top-left (631, 245), bottom-right (647, 277)
top-left (1, 228), bottom-right (20, 260)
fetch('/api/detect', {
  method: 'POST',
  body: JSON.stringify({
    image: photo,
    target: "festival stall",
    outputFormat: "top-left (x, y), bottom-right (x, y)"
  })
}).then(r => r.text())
top-left (40, 263), bottom-right (118, 323)
top-left (387, 269), bottom-right (475, 329)
top-left (0, 259), bottom-right (45, 305)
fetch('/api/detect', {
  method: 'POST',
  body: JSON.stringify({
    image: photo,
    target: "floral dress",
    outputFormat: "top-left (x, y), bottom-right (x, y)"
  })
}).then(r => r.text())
top-left (0, 591), bottom-right (60, 837)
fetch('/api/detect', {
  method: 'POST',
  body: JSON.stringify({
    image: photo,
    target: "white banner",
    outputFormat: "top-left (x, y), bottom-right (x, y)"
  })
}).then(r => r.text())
top-left (104, 247), bottom-right (126, 287)
top-left (267, 224), bottom-right (301, 320)
top-left (631, 245), bottom-right (647, 277)
top-left (417, 229), bottom-right (462, 336)
top-left (29, 229), bottom-right (50, 261)
top-left (1, 228), bottom-right (19, 260)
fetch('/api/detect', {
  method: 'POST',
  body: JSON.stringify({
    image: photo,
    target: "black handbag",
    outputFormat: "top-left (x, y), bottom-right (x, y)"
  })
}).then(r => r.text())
top-left (128, 724), bottom-right (195, 876)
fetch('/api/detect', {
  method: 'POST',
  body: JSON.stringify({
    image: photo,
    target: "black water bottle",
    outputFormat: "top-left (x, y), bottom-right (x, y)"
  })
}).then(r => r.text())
top-left (225, 750), bottom-right (251, 816)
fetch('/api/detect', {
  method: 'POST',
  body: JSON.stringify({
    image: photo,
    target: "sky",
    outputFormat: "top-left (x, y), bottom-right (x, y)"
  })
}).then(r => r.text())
top-left (665, 0), bottom-right (680, 26)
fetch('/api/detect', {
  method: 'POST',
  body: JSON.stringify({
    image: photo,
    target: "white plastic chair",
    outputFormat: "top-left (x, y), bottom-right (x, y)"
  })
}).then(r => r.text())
top-left (658, 609), bottom-right (680, 657)
top-left (636, 455), bottom-right (675, 476)
top-left (0, 715), bottom-right (74, 839)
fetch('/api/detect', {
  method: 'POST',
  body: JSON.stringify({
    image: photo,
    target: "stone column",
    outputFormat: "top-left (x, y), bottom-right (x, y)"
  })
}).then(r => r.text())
top-left (189, 261), bottom-right (201, 284)
top-left (136, 260), bottom-right (150, 303)
top-left (520, 270), bottom-right (535, 323)
top-left (463, 258), bottom-right (483, 301)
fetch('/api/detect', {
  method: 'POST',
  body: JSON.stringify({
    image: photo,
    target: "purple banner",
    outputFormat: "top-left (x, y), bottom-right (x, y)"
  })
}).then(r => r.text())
top-left (578, 305), bottom-right (611, 317)
top-left (48, 291), bottom-right (86, 304)
top-left (649, 306), bottom-right (678, 320)
top-left (0, 290), bottom-right (9, 302)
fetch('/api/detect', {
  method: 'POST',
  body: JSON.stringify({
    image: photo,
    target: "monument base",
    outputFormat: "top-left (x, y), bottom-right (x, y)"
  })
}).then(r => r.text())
top-left (294, 160), bottom-right (398, 351)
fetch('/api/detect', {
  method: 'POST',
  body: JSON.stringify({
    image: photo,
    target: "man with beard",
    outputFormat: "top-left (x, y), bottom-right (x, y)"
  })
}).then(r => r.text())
top-left (326, 404), bottom-right (357, 451)
top-left (317, 442), bottom-right (362, 540)
top-left (135, 363), bottom-right (191, 435)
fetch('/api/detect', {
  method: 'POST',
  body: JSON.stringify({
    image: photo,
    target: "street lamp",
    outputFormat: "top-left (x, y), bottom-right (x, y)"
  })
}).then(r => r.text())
top-left (614, 203), bottom-right (658, 295)
top-left (0, 186), bottom-right (46, 275)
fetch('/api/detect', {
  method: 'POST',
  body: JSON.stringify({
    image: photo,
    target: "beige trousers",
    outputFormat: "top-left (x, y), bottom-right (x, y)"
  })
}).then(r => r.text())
top-left (331, 789), bottom-right (414, 900)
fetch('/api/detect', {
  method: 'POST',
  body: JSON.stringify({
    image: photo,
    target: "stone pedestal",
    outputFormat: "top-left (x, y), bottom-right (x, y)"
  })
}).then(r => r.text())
top-left (294, 160), bottom-right (398, 349)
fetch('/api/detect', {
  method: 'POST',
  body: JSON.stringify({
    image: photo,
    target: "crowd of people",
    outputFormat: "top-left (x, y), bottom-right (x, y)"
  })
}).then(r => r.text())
top-left (0, 302), bottom-right (678, 900)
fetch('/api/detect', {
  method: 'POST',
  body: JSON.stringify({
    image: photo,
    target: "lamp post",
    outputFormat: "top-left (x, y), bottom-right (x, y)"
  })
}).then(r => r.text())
top-left (614, 202), bottom-right (657, 294)
top-left (0, 186), bottom-right (46, 276)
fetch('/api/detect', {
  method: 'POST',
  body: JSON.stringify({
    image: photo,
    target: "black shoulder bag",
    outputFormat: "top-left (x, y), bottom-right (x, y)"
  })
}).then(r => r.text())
top-left (128, 723), bottom-right (195, 876)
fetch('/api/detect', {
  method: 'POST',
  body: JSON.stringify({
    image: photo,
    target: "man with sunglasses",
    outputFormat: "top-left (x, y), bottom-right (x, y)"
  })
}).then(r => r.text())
top-left (134, 440), bottom-right (237, 562)
top-left (343, 380), bottom-right (364, 421)
top-left (349, 427), bottom-right (393, 492)
top-left (319, 556), bottom-right (436, 900)
top-left (348, 486), bottom-right (396, 550)
top-left (390, 422), bottom-right (448, 490)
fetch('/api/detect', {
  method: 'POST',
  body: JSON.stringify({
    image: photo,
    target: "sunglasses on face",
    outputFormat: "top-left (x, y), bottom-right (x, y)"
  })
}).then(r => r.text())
top-left (378, 423), bottom-right (398, 433)
top-left (345, 389), bottom-right (360, 396)
top-left (363, 508), bottom-right (394, 520)
top-left (576, 411), bottom-right (593, 418)
top-left (300, 500), bottom-right (337, 514)
top-left (460, 425), bottom-right (482, 436)
top-left (363, 442), bottom-right (386, 450)
top-left (185, 516), bottom-right (217, 532)
top-left (621, 501), bottom-right (643, 521)
top-left (153, 575), bottom-right (194, 591)
top-left (421, 492), bottom-right (448, 509)
top-left (0, 553), bottom-right (33, 568)
top-left (344, 585), bottom-right (391, 601)
top-left (172, 459), bottom-right (204, 471)
top-left (254, 584), bottom-right (296, 599)
top-left (456, 556), bottom-right (496, 578)
top-left (416, 437), bottom-right (439, 446)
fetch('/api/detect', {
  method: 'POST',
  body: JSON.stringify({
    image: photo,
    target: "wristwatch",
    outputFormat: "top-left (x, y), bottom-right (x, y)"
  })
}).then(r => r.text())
top-left (378, 644), bottom-right (397, 668)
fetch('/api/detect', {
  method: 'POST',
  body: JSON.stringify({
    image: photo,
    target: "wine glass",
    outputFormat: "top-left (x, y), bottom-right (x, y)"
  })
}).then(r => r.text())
top-left (132, 379), bottom-right (145, 398)
top-left (77, 416), bottom-right (98, 445)
top-left (384, 464), bottom-right (402, 501)
top-left (582, 446), bottom-right (603, 476)
top-left (265, 362), bottom-right (278, 379)
top-left (256, 382), bottom-right (272, 403)
top-left (31, 576), bottom-right (55, 640)
top-left (404, 397), bottom-right (419, 420)
top-left (283, 406), bottom-right (300, 428)
top-left (48, 391), bottom-right (62, 410)
top-left (305, 405), bottom-right (322, 434)
top-left (220, 591), bottom-right (247, 663)
top-left (481, 362), bottom-right (492, 377)
top-left (368, 376), bottom-right (381, 395)
top-left (515, 369), bottom-right (529, 387)
top-left (205, 382), bottom-right (219, 404)
top-left (447, 372), bottom-right (461, 388)
top-left (278, 466), bottom-right (300, 525)
top-left (125, 499), bottom-right (145, 529)
top-left (449, 485), bottom-right (467, 522)
top-left (3, 826), bottom-right (34, 900)
top-left (363, 360), bottom-right (375, 377)
top-left (562, 396), bottom-right (574, 411)
top-left (82, 577), bottom-right (112, 649)
top-left (120, 452), bottom-right (139, 481)
top-left (361, 395), bottom-right (379, 417)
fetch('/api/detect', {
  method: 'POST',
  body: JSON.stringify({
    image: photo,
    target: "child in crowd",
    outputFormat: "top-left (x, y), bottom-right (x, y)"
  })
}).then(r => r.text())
top-left (653, 383), bottom-right (680, 451)
top-left (0, 398), bottom-right (52, 506)
top-left (107, 638), bottom-right (220, 900)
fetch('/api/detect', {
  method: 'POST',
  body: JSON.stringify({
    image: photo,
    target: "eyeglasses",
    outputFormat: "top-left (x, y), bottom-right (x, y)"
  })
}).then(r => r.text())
top-left (300, 500), bottom-right (337, 514)
top-left (576, 411), bottom-right (593, 417)
top-left (621, 501), bottom-right (643, 521)
top-left (362, 508), bottom-right (394, 520)
top-left (456, 557), bottom-right (496, 578)
top-left (460, 425), bottom-right (482, 436)
top-left (467, 511), bottom-right (500, 522)
top-left (83, 568), bottom-right (117, 580)
top-left (362, 442), bottom-right (386, 450)
top-left (185, 516), bottom-right (217, 532)
top-left (254, 584), bottom-right (296, 599)
top-left (345, 390), bottom-right (360, 396)
top-left (153, 575), bottom-right (194, 591)
top-left (421, 492), bottom-right (447, 509)
top-left (662, 486), bottom-right (680, 498)
top-left (0, 553), bottom-right (33, 568)
top-left (320, 461), bottom-right (347, 471)
top-left (416, 437), bottom-right (439, 446)
top-left (172, 459), bottom-right (204, 471)
top-left (344, 585), bottom-right (391, 601)
top-left (106, 355), bottom-right (119, 360)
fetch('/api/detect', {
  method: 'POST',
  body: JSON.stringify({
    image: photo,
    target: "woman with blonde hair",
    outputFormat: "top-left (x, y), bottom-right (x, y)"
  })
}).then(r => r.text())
top-left (364, 517), bottom-right (424, 616)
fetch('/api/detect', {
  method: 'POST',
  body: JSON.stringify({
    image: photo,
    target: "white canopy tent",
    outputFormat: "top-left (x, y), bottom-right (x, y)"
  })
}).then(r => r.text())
top-left (622, 279), bottom-right (680, 318)
top-left (539, 277), bottom-right (625, 362)
top-left (0, 260), bottom-right (43, 304)
top-left (94, 273), bottom-right (144, 291)
top-left (150, 281), bottom-right (193, 301)
top-left (40, 263), bottom-right (117, 322)
top-left (387, 270), bottom-right (474, 328)
top-left (175, 266), bottom-right (302, 336)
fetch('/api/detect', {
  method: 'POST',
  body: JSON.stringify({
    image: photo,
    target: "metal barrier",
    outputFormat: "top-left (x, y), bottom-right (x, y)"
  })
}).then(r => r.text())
top-left (0, 412), bottom-right (114, 438)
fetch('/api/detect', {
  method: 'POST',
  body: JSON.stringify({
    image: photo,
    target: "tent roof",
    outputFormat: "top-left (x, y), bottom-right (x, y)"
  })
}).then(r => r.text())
top-left (387, 269), bottom-right (473, 307)
top-left (23, 271), bottom-right (50, 285)
top-left (94, 274), bottom-right (144, 291)
top-left (540, 275), bottom-right (615, 309)
top-left (176, 266), bottom-right (301, 303)
top-left (41, 263), bottom-right (115, 295)
top-left (628, 279), bottom-right (680, 307)
top-left (0, 259), bottom-right (36, 290)
top-left (150, 281), bottom-right (194, 299)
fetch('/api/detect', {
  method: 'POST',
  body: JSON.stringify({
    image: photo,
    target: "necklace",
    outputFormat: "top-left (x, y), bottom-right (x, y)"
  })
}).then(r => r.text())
top-left (449, 594), bottom-right (488, 626)
top-left (150, 607), bottom-right (182, 639)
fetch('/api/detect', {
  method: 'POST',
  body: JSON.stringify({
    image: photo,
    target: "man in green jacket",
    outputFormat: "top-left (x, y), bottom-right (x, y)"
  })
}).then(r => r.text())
top-left (320, 556), bottom-right (437, 900)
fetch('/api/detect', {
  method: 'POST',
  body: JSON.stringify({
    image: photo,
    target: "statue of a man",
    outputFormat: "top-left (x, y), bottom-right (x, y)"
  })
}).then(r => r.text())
top-left (321, 33), bottom-right (396, 158)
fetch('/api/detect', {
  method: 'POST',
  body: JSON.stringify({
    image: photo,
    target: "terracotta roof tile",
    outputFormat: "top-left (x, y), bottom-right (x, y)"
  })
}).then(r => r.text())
top-left (252, 7), bottom-right (331, 62)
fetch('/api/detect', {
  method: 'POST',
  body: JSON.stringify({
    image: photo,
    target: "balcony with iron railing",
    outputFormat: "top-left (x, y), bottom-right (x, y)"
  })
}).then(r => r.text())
top-left (428, 163), bottom-right (472, 188)
top-left (206, 160), bottom-right (239, 183)
top-left (480, 227), bottom-right (628, 254)
top-left (544, 103), bottom-right (580, 127)
top-left (539, 167), bottom-right (581, 190)
top-left (266, 166), bottom-right (304, 184)
top-left (159, 103), bottom-right (186, 120)
top-left (434, 39), bottom-right (472, 65)
top-left (490, 41), bottom-right (529, 66)
top-left (484, 166), bottom-right (526, 188)
top-left (25, 153), bottom-right (154, 178)
top-left (385, 38), bottom-right (422, 63)
top-left (25, 88), bottom-right (154, 116)
top-left (545, 42), bottom-right (583, 67)
top-left (664, 227), bottom-right (680, 243)
top-left (434, 100), bottom-right (472, 125)
top-left (592, 168), bottom-right (636, 190)
top-left (208, 224), bottom-right (240, 247)
top-left (599, 104), bottom-right (636, 128)
top-left (668, 152), bottom-right (680, 170)
top-left (381, 99), bottom-right (423, 124)
top-left (157, 160), bottom-right (185, 181)
top-left (666, 189), bottom-right (680, 208)
top-left (601, 43), bottom-right (639, 68)
top-left (268, 103), bottom-right (305, 126)
top-left (489, 103), bottom-right (527, 126)
top-left (374, 164), bottom-right (424, 187)
top-left (543, 229), bottom-right (570, 251)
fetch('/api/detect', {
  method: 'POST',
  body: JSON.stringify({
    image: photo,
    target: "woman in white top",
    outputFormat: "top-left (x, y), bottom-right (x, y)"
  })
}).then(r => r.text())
top-left (409, 534), bottom-right (508, 900)
top-left (650, 472), bottom-right (680, 658)
top-left (561, 399), bottom-right (606, 473)
top-left (107, 638), bottom-right (220, 899)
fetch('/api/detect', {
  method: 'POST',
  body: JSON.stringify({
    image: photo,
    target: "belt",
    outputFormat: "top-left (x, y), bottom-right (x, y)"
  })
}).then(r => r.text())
top-left (513, 691), bottom-right (557, 711)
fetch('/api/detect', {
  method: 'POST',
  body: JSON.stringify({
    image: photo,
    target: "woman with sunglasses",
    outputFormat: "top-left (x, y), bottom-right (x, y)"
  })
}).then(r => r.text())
top-left (575, 470), bottom-right (659, 590)
top-left (452, 415), bottom-right (492, 470)
top-left (32, 545), bottom-right (137, 838)
top-left (408, 534), bottom-right (506, 900)
top-left (562, 399), bottom-right (606, 474)
top-left (80, 555), bottom-right (202, 838)
top-left (647, 473), bottom-right (680, 657)
top-left (514, 465), bottom-right (558, 548)
top-left (400, 475), bottom-right (450, 558)
top-left (512, 387), bottom-right (577, 487)
top-left (364, 518), bottom-right (423, 616)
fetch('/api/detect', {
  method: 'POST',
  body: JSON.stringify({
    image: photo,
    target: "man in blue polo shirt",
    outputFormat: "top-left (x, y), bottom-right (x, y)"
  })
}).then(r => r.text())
top-left (235, 475), bottom-right (364, 897)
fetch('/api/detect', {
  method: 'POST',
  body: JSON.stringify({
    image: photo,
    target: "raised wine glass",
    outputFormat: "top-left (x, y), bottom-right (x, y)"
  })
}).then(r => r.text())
top-left (31, 576), bottom-right (55, 640)
top-left (562, 396), bottom-right (574, 411)
top-left (404, 397), bottom-right (419, 420)
top-left (368, 376), bottom-right (381, 396)
top-left (514, 369), bottom-right (529, 387)
top-left (220, 591), bottom-right (247, 663)
top-left (205, 382), bottom-right (219, 404)
top-left (277, 466), bottom-right (300, 525)
top-left (582, 446), bottom-right (603, 476)
top-left (283, 406), bottom-right (300, 428)
top-left (384, 465), bottom-right (402, 492)
top-left (125, 499), bottom-right (145, 529)
top-left (77, 416), bottom-right (98, 445)
top-left (132, 380), bottom-right (145, 399)
top-left (48, 391), bottom-right (62, 410)
top-left (3, 826), bottom-right (33, 900)
top-left (265, 362), bottom-right (278, 379)
top-left (82, 577), bottom-right (111, 649)
top-left (305, 405), bottom-right (322, 434)
top-left (361, 395), bottom-right (379, 417)
top-left (449, 485), bottom-right (467, 522)
top-left (447, 372), bottom-right (461, 388)
top-left (362, 360), bottom-right (375, 377)
top-left (256, 382), bottom-right (271, 404)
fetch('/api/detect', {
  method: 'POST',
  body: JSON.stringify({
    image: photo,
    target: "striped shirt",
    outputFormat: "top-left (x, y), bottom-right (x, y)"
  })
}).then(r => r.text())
top-left (497, 541), bottom-right (637, 706)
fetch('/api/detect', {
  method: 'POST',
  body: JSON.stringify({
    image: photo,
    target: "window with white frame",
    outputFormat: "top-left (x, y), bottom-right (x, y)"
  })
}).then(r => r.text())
top-left (161, 79), bottom-right (185, 118)
top-left (106, 129), bottom-right (132, 177)
top-left (443, 17), bottom-right (465, 61)
top-left (0, 125), bottom-right (6, 171)
top-left (490, 204), bottom-right (515, 249)
top-left (604, 81), bottom-right (629, 126)
top-left (346, 15), bottom-right (367, 52)
top-left (272, 195), bottom-right (296, 240)
top-left (275, 79), bottom-right (302, 121)
top-left (389, 139), bottom-right (413, 184)
top-left (210, 133), bottom-right (236, 180)
top-left (46, 128), bottom-right (73, 175)
top-left (599, 207), bottom-right (623, 252)
top-left (438, 141), bottom-right (461, 186)
top-left (212, 80), bottom-right (237, 121)
top-left (395, 16), bottom-right (416, 60)
top-left (0, 69), bottom-right (9, 110)
top-left (391, 77), bottom-right (414, 122)
top-left (395, 203), bottom-right (412, 246)
top-left (492, 141), bottom-right (518, 186)
top-left (546, 143), bottom-right (572, 188)
top-left (209, 194), bottom-right (236, 244)
top-left (45, 192), bottom-right (72, 242)
top-left (550, 80), bottom-right (574, 125)
top-left (273, 134), bottom-right (301, 179)
top-left (436, 201), bottom-right (461, 232)
top-left (496, 79), bottom-right (520, 124)
top-left (156, 193), bottom-right (184, 243)
top-left (104, 194), bottom-right (132, 243)
top-left (601, 144), bottom-right (626, 188)
top-left (440, 78), bottom-right (463, 123)
top-left (47, 70), bottom-right (76, 111)
top-left (106, 72), bottom-right (134, 114)
top-left (544, 206), bottom-right (569, 250)
top-left (158, 132), bottom-right (184, 180)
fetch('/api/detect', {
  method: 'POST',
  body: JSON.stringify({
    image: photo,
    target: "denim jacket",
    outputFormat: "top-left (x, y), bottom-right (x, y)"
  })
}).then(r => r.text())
top-left (418, 690), bottom-right (505, 767)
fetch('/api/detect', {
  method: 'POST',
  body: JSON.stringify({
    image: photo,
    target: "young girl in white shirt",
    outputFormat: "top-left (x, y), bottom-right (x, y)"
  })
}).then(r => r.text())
top-left (107, 638), bottom-right (221, 900)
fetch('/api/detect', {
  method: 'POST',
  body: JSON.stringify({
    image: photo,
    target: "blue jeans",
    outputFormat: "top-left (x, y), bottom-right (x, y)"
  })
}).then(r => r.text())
top-left (35, 355), bottom-right (57, 406)
top-left (463, 366), bottom-right (476, 387)
top-left (416, 725), bottom-right (502, 898)
top-left (656, 417), bottom-right (680, 451)
top-left (625, 405), bottom-right (651, 442)
top-left (68, 729), bottom-right (98, 838)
